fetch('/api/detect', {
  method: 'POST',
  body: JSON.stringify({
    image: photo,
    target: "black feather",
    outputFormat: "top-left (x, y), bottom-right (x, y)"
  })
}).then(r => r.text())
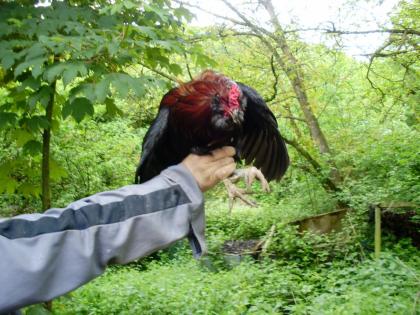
top-left (236, 82), bottom-right (290, 181)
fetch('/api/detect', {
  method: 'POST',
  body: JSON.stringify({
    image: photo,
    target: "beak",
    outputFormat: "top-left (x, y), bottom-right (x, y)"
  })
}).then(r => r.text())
top-left (229, 109), bottom-right (241, 125)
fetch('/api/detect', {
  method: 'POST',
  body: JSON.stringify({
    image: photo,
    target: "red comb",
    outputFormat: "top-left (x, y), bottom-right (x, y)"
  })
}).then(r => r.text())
top-left (228, 84), bottom-right (240, 110)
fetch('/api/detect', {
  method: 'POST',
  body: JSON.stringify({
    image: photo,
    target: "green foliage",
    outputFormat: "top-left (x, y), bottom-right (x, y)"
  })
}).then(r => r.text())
top-left (50, 116), bottom-right (144, 206)
top-left (0, 0), bottom-right (212, 201)
top-left (1, 1), bottom-right (419, 314)
top-left (337, 124), bottom-right (420, 207)
top-left (50, 248), bottom-right (419, 315)
top-left (293, 253), bottom-right (419, 314)
top-left (62, 97), bottom-right (94, 123)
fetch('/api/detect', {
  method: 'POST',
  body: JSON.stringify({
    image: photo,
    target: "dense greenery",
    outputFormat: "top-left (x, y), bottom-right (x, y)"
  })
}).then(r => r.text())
top-left (1, 0), bottom-right (419, 314)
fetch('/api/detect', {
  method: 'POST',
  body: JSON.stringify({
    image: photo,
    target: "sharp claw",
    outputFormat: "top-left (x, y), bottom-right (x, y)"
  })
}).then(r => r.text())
top-left (223, 178), bottom-right (258, 213)
top-left (223, 167), bottom-right (271, 211)
top-left (239, 167), bottom-right (270, 192)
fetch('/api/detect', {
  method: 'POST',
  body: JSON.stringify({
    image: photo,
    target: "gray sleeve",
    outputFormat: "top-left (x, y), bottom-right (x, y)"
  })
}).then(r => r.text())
top-left (0, 164), bottom-right (206, 314)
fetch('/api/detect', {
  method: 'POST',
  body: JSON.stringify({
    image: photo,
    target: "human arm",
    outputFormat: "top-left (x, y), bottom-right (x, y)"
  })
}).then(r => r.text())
top-left (0, 147), bottom-right (236, 313)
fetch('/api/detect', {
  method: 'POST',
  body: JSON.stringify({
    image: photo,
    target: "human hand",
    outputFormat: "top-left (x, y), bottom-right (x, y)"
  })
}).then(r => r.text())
top-left (182, 146), bottom-right (236, 192)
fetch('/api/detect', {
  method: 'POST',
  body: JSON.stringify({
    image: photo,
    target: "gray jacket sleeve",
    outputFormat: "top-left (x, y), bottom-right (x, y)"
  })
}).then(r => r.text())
top-left (0, 164), bottom-right (206, 314)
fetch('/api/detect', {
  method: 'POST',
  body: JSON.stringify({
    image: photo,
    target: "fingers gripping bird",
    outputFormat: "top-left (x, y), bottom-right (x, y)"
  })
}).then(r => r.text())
top-left (135, 70), bottom-right (289, 210)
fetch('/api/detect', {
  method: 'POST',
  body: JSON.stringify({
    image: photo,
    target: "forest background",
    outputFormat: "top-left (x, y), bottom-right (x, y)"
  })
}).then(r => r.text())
top-left (0, 0), bottom-right (419, 314)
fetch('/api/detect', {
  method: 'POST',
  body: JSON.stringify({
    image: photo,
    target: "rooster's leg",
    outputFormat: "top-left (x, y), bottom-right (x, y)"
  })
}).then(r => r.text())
top-left (223, 178), bottom-right (257, 213)
top-left (223, 167), bottom-right (270, 213)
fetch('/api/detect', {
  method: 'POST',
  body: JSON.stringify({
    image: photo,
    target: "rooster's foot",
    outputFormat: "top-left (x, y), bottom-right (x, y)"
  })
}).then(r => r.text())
top-left (223, 167), bottom-right (270, 213)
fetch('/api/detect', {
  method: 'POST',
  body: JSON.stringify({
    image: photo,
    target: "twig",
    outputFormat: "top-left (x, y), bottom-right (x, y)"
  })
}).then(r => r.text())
top-left (276, 114), bottom-right (307, 122)
top-left (184, 53), bottom-right (193, 80)
top-left (325, 28), bottom-right (420, 36)
top-left (173, 0), bottom-right (247, 27)
top-left (138, 62), bottom-right (177, 82)
top-left (264, 54), bottom-right (279, 102)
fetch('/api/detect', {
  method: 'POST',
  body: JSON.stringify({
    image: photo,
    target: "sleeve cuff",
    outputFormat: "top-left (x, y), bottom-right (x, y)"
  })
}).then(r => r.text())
top-left (160, 164), bottom-right (203, 204)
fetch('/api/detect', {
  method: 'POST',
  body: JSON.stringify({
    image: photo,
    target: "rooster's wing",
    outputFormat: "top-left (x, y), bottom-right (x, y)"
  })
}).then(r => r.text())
top-left (135, 106), bottom-right (171, 183)
top-left (237, 82), bottom-right (289, 181)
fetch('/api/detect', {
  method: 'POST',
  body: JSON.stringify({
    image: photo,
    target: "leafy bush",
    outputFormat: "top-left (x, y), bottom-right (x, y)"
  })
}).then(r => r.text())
top-left (50, 248), bottom-right (419, 315)
top-left (50, 116), bottom-right (144, 207)
top-left (292, 253), bottom-right (420, 314)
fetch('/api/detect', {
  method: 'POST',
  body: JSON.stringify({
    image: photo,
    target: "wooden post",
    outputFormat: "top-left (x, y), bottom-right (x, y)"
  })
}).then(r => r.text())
top-left (260, 224), bottom-right (276, 257)
top-left (374, 205), bottom-right (381, 259)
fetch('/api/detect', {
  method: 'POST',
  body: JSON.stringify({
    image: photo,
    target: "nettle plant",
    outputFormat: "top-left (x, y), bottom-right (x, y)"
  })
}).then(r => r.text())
top-left (0, 0), bottom-right (212, 209)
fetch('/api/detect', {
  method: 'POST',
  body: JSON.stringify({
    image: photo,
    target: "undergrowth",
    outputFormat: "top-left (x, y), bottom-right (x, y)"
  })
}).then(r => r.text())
top-left (48, 242), bottom-right (418, 315)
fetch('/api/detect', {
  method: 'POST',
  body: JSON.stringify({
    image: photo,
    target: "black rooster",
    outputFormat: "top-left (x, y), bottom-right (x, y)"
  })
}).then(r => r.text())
top-left (135, 70), bottom-right (289, 205)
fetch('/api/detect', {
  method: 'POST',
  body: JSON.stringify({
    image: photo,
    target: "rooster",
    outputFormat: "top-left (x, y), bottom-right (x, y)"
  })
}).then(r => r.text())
top-left (135, 70), bottom-right (289, 208)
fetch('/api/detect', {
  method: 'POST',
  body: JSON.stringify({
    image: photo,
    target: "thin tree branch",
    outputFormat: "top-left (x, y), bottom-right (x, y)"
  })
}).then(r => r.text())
top-left (184, 53), bottom-right (193, 80)
top-left (366, 39), bottom-right (394, 103)
top-left (364, 49), bottom-right (419, 58)
top-left (325, 28), bottom-right (420, 36)
top-left (138, 62), bottom-right (178, 83)
top-left (277, 114), bottom-right (307, 122)
top-left (284, 103), bottom-right (303, 138)
top-left (264, 54), bottom-right (279, 102)
top-left (278, 27), bottom-right (420, 36)
top-left (173, 0), bottom-right (247, 27)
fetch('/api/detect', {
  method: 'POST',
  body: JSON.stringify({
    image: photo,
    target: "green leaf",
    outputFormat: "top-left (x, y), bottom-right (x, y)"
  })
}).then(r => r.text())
top-left (51, 119), bottom-right (60, 132)
top-left (25, 43), bottom-right (46, 61)
top-left (145, 4), bottom-right (169, 22)
top-left (129, 77), bottom-right (146, 97)
top-left (18, 182), bottom-right (41, 197)
top-left (21, 77), bottom-right (41, 91)
top-left (31, 62), bottom-right (44, 79)
top-left (95, 78), bottom-right (110, 103)
top-left (70, 83), bottom-right (96, 102)
top-left (77, 63), bottom-right (88, 77)
top-left (174, 6), bottom-right (193, 22)
top-left (23, 140), bottom-right (42, 155)
top-left (7, 18), bottom-right (23, 27)
top-left (105, 98), bottom-right (123, 117)
top-left (154, 40), bottom-right (179, 51)
top-left (169, 63), bottom-right (183, 76)
top-left (110, 74), bottom-right (130, 98)
top-left (14, 58), bottom-right (46, 78)
top-left (123, 1), bottom-right (137, 9)
top-left (21, 115), bottom-right (49, 132)
top-left (1, 54), bottom-right (14, 69)
top-left (0, 177), bottom-right (18, 195)
top-left (136, 26), bottom-right (158, 39)
top-left (63, 67), bottom-right (78, 87)
top-left (62, 63), bottom-right (87, 87)
top-left (97, 15), bottom-right (118, 28)
top-left (50, 159), bottom-right (68, 181)
top-left (12, 129), bottom-right (34, 147)
top-left (107, 41), bottom-right (120, 56)
top-left (62, 97), bottom-right (94, 122)
top-left (44, 63), bottom-right (67, 83)
top-left (14, 61), bottom-right (30, 77)
top-left (0, 112), bottom-right (17, 129)
top-left (0, 161), bottom-right (11, 177)
top-left (28, 86), bottom-right (52, 108)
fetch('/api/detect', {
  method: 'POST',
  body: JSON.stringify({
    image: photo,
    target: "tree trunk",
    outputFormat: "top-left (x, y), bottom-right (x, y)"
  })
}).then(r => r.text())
top-left (41, 81), bottom-right (56, 211)
top-left (220, 0), bottom-right (341, 185)
top-left (261, 0), bottom-right (342, 184)
top-left (261, 0), bottom-right (332, 155)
